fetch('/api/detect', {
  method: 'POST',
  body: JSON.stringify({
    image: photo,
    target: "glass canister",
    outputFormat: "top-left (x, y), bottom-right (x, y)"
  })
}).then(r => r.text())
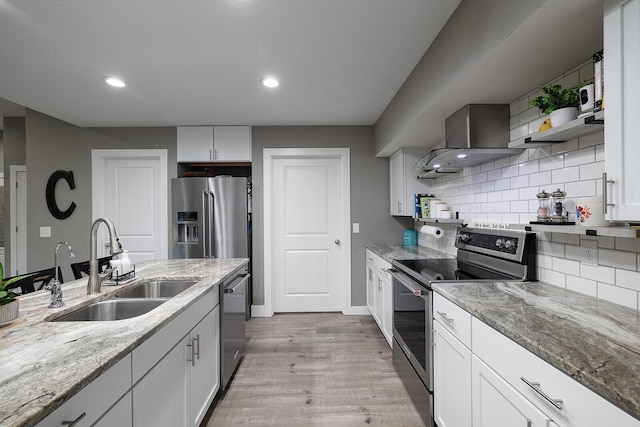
top-left (536, 190), bottom-right (551, 221)
top-left (550, 188), bottom-right (568, 222)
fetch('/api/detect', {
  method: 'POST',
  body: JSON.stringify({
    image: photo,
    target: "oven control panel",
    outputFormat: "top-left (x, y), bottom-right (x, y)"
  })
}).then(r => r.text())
top-left (456, 229), bottom-right (528, 257)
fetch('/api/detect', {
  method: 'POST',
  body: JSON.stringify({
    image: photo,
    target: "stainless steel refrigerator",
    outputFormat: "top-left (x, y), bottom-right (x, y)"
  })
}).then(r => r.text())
top-left (171, 176), bottom-right (250, 260)
top-left (171, 176), bottom-right (251, 389)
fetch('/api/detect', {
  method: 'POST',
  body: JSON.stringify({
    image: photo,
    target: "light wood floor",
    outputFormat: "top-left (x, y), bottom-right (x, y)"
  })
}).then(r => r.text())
top-left (206, 313), bottom-right (426, 427)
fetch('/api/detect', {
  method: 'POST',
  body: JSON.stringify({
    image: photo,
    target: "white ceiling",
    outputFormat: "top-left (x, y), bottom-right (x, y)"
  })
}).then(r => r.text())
top-left (0, 0), bottom-right (460, 129)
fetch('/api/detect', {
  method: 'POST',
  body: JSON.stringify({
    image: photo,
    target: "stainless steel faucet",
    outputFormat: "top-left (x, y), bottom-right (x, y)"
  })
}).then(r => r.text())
top-left (45, 242), bottom-right (75, 308)
top-left (88, 217), bottom-right (123, 295)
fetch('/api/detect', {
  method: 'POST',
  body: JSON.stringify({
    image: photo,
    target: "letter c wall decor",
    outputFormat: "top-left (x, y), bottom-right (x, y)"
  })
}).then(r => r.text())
top-left (46, 170), bottom-right (77, 220)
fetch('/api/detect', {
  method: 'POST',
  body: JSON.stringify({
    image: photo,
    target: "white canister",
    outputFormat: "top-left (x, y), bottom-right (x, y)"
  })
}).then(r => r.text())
top-left (434, 203), bottom-right (447, 218)
top-left (440, 208), bottom-right (452, 219)
top-left (429, 199), bottom-right (441, 218)
top-left (575, 196), bottom-right (609, 227)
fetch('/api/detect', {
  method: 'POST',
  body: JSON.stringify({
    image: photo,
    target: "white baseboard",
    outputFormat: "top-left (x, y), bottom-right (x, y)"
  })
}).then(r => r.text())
top-left (342, 305), bottom-right (370, 316)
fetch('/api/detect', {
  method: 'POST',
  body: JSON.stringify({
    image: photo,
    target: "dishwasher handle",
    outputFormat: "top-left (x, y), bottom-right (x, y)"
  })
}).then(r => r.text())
top-left (225, 273), bottom-right (250, 294)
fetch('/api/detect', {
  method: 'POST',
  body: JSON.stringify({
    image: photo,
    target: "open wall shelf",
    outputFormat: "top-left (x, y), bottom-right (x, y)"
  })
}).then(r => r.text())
top-left (509, 111), bottom-right (604, 149)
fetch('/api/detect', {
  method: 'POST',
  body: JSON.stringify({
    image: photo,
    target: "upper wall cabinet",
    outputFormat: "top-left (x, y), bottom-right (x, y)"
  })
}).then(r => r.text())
top-left (177, 126), bottom-right (252, 163)
top-left (604, 0), bottom-right (640, 221)
top-left (390, 148), bottom-right (430, 216)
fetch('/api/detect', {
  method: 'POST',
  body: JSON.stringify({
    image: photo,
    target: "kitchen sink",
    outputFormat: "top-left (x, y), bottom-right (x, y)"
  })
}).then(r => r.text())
top-left (114, 279), bottom-right (198, 299)
top-left (51, 298), bottom-right (166, 322)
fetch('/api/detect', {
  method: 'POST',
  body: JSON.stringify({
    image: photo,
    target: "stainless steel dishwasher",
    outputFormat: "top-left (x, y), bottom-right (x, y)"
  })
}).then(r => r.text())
top-left (220, 266), bottom-right (249, 390)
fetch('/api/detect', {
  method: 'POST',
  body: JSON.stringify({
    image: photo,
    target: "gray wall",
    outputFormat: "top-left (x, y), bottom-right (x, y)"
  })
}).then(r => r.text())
top-left (25, 109), bottom-right (176, 281)
top-left (251, 126), bottom-right (411, 307)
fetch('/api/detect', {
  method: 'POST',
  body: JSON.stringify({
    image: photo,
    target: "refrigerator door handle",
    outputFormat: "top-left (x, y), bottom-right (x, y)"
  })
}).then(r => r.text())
top-left (202, 190), bottom-right (208, 258)
top-left (207, 190), bottom-right (215, 258)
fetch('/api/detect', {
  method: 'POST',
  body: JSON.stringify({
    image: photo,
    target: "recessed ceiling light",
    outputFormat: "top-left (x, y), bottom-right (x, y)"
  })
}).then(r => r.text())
top-left (103, 76), bottom-right (127, 88)
top-left (261, 77), bottom-right (279, 88)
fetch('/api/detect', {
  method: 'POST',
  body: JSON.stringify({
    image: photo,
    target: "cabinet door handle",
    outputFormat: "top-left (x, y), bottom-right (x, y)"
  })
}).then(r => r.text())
top-left (62, 412), bottom-right (86, 426)
top-left (187, 341), bottom-right (196, 366)
top-left (520, 377), bottom-right (564, 410)
top-left (602, 172), bottom-right (615, 214)
top-left (209, 148), bottom-right (213, 161)
top-left (193, 334), bottom-right (200, 360)
top-left (436, 311), bottom-right (454, 324)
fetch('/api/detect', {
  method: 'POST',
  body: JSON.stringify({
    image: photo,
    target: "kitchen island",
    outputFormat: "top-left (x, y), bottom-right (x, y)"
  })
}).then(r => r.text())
top-left (0, 258), bottom-right (248, 427)
top-left (367, 244), bottom-right (640, 423)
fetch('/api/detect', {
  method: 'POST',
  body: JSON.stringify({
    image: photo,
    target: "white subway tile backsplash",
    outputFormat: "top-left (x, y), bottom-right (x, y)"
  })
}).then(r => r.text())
top-left (501, 165), bottom-right (519, 178)
top-left (518, 107), bottom-right (541, 125)
top-left (529, 171), bottom-right (552, 186)
top-left (495, 156), bottom-right (511, 169)
top-left (553, 257), bottom-right (580, 276)
top-left (510, 175), bottom-right (529, 188)
top-left (494, 178), bottom-right (511, 191)
top-left (580, 264), bottom-right (615, 285)
top-left (551, 139), bottom-right (580, 155)
top-left (539, 268), bottom-right (566, 288)
top-left (579, 162), bottom-right (604, 181)
top-left (538, 240), bottom-right (565, 258)
top-left (552, 233), bottom-right (580, 245)
top-left (579, 130), bottom-right (604, 148)
top-left (540, 155), bottom-right (564, 172)
top-left (600, 249), bottom-right (637, 270)
top-left (564, 146), bottom-right (596, 167)
top-left (565, 180), bottom-right (596, 198)
top-left (551, 165), bottom-right (579, 185)
top-left (616, 237), bottom-right (640, 252)
top-left (502, 189), bottom-right (520, 201)
top-left (616, 269), bottom-right (640, 292)
top-left (511, 97), bottom-right (530, 116)
top-left (566, 275), bottom-right (597, 297)
top-left (597, 283), bottom-right (639, 310)
top-left (510, 200), bottom-right (528, 212)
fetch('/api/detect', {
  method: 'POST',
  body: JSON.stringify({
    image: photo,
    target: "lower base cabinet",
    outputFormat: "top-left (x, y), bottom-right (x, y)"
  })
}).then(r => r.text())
top-left (365, 250), bottom-right (392, 346)
top-left (133, 305), bottom-right (221, 427)
top-left (472, 355), bottom-right (551, 427)
top-left (37, 287), bottom-right (221, 427)
top-left (433, 322), bottom-right (472, 427)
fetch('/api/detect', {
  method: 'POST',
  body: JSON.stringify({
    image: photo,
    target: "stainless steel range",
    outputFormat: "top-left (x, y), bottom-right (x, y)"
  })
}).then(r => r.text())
top-left (389, 227), bottom-right (536, 426)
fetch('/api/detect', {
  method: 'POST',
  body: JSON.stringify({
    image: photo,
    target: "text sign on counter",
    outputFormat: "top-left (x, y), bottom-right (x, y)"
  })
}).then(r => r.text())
top-left (471, 221), bottom-right (510, 229)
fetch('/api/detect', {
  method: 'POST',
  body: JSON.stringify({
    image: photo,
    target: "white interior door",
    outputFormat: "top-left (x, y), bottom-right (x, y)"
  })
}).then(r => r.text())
top-left (264, 148), bottom-right (350, 314)
top-left (9, 166), bottom-right (27, 276)
top-left (92, 150), bottom-right (168, 264)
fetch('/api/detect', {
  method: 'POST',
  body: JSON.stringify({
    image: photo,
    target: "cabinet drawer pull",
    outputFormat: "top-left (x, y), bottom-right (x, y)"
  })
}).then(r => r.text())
top-left (436, 311), bottom-right (454, 324)
top-left (520, 377), bottom-right (564, 410)
top-left (193, 334), bottom-right (200, 360)
top-left (62, 412), bottom-right (86, 426)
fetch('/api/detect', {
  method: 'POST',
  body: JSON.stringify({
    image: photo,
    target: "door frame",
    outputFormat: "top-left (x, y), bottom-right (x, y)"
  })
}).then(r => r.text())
top-left (91, 149), bottom-right (169, 259)
top-left (262, 147), bottom-right (351, 317)
top-left (9, 165), bottom-right (27, 276)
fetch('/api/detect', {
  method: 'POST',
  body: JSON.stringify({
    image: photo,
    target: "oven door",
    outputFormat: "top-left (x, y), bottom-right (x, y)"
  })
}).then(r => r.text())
top-left (390, 269), bottom-right (433, 391)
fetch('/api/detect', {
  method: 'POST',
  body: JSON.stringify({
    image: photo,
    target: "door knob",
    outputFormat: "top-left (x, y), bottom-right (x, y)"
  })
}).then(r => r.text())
top-left (335, 239), bottom-right (341, 245)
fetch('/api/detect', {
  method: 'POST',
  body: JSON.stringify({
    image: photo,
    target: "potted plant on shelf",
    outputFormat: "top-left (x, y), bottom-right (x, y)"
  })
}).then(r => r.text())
top-left (529, 83), bottom-right (582, 128)
top-left (0, 264), bottom-right (32, 324)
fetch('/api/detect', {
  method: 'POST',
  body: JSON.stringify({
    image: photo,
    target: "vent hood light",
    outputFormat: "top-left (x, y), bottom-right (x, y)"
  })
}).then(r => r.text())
top-left (457, 153), bottom-right (467, 159)
top-left (103, 76), bottom-right (127, 88)
top-left (432, 164), bottom-right (441, 168)
top-left (261, 77), bottom-right (280, 88)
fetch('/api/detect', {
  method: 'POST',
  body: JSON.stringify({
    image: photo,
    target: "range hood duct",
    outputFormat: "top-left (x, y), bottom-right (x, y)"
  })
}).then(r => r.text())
top-left (414, 104), bottom-right (523, 178)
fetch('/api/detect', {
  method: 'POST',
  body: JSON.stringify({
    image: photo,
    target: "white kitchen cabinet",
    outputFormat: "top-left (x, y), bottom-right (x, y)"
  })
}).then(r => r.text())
top-left (190, 305), bottom-right (221, 427)
top-left (433, 294), bottom-right (472, 427)
top-left (177, 125), bottom-right (251, 162)
top-left (36, 354), bottom-right (132, 427)
top-left (133, 335), bottom-right (190, 427)
top-left (472, 355), bottom-right (552, 427)
top-left (365, 249), bottom-right (392, 347)
top-left (433, 322), bottom-right (472, 427)
top-left (389, 148), bottom-right (430, 216)
top-left (94, 392), bottom-right (133, 427)
top-left (132, 288), bottom-right (221, 427)
top-left (473, 317), bottom-right (640, 427)
top-left (604, 0), bottom-right (640, 221)
top-left (213, 125), bottom-right (252, 162)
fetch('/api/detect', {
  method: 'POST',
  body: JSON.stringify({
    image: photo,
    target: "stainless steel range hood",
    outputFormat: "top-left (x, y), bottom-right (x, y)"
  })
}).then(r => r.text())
top-left (414, 104), bottom-right (523, 178)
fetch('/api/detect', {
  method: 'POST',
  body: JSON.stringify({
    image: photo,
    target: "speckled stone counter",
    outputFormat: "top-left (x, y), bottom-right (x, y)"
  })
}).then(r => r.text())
top-left (433, 281), bottom-right (640, 422)
top-left (0, 258), bottom-right (247, 427)
top-left (366, 244), bottom-right (453, 263)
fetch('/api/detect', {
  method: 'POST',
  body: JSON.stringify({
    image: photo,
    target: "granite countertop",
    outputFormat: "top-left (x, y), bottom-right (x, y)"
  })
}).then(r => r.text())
top-left (366, 243), bottom-right (454, 263)
top-left (0, 258), bottom-right (248, 427)
top-left (367, 243), bottom-right (640, 421)
top-left (434, 281), bottom-right (640, 422)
